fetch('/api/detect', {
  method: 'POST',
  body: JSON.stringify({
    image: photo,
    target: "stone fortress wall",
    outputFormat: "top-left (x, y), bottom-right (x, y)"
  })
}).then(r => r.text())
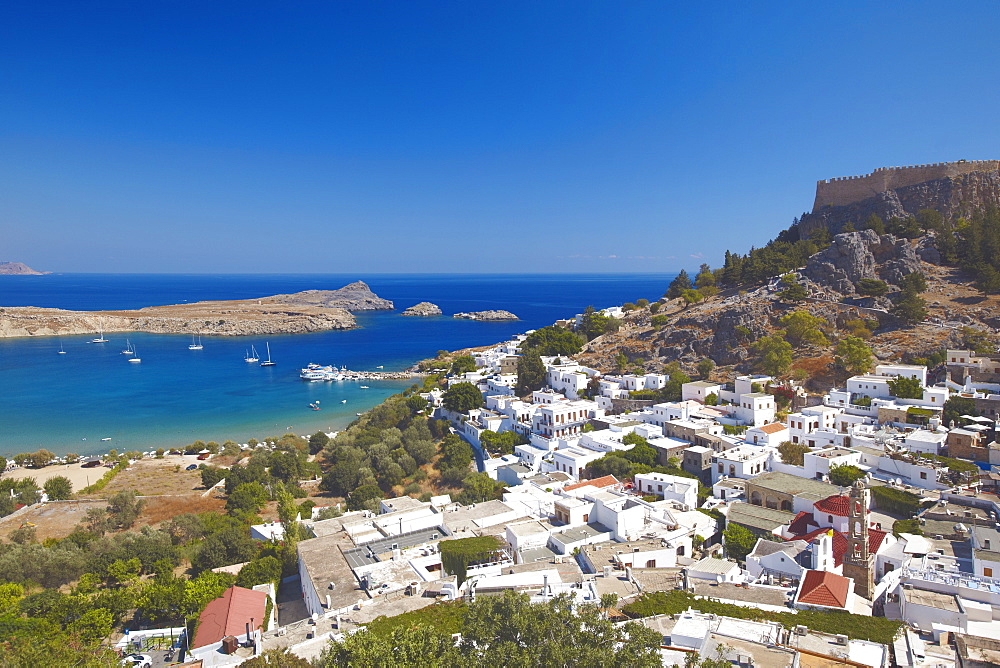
top-left (813, 160), bottom-right (1000, 211)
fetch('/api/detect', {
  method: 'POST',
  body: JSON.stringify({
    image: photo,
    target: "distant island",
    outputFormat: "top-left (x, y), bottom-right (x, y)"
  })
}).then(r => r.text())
top-left (402, 302), bottom-right (443, 316)
top-left (0, 261), bottom-right (48, 275)
top-left (0, 281), bottom-right (391, 338)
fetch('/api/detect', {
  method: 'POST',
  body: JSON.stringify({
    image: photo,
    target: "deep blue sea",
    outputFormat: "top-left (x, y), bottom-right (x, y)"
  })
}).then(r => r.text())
top-left (0, 273), bottom-right (675, 457)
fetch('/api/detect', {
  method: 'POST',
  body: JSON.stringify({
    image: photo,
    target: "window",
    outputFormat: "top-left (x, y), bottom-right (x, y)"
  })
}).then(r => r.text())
top-left (583, 514), bottom-right (589, 522)
top-left (920, 472), bottom-right (927, 480)
top-left (828, 515), bottom-right (833, 523)
top-left (985, 567), bottom-right (993, 577)
top-left (646, 559), bottom-right (656, 568)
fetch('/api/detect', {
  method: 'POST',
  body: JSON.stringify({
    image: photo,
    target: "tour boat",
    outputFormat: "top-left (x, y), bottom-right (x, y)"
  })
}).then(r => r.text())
top-left (121, 339), bottom-right (134, 355)
top-left (260, 342), bottom-right (276, 366)
top-left (245, 345), bottom-right (259, 363)
top-left (188, 335), bottom-right (203, 350)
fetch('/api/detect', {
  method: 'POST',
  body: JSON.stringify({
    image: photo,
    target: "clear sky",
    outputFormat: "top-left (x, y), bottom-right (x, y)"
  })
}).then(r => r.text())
top-left (3, 2), bottom-right (999, 274)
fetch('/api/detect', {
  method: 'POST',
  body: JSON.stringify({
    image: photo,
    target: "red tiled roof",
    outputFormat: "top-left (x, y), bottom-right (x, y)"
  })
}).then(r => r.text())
top-left (813, 494), bottom-right (851, 517)
top-left (563, 475), bottom-right (618, 492)
top-left (867, 527), bottom-right (888, 555)
top-left (788, 511), bottom-right (819, 536)
top-left (757, 423), bottom-right (788, 434)
top-left (797, 569), bottom-right (851, 609)
top-left (191, 586), bottom-right (267, 649)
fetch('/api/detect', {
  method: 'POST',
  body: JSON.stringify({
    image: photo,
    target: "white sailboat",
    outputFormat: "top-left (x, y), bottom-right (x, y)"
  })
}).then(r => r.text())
top-left (188, 335), bottom-right (203, 350)
top-left (121, 339), bottom-right (134, 356)
top-left (245, 345), bottom-right (259, 363)
top-left (91, 329), bottom-right (108, 343)
top-left (128, 346), bottom-right (141, 363)
top-left (260, 342), bottom-right (276, 366)
top-left (58, 341), bottom-right (66, 354)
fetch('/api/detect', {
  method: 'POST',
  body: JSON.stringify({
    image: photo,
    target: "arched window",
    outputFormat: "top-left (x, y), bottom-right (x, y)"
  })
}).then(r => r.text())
top-left (729, 465), bottom-right (736, 476)
top-left (750, 491), bottom-right (762, 506)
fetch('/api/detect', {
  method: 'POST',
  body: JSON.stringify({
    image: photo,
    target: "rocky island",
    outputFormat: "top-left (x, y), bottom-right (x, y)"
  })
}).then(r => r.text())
top-left (453, 310), bottom-right (519, 321)
top-left (0, 261), bottom-right (48, 275)
top-left (0, 281), bottom-right (392, 338)
top-left (402, 302), bottom-right (442, 316)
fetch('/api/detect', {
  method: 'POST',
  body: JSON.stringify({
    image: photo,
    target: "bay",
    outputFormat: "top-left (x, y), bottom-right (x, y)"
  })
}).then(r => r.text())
top-left (0, 273), bottom-right (675, 457)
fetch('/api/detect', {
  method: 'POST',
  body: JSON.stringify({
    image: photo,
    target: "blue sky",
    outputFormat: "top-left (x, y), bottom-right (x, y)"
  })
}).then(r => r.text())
top-left (3, 2), bottom-right (999, 273)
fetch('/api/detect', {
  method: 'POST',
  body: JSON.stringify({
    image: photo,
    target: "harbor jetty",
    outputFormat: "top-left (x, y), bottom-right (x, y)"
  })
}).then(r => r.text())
top-left (299, 364), bottom-right (421, 382)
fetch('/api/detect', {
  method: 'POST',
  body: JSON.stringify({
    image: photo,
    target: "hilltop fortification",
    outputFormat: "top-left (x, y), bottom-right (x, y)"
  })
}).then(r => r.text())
top-left (801, 159), bottom-right (1000, 239)
top-left (813, 160), bottom-right (1000, 210)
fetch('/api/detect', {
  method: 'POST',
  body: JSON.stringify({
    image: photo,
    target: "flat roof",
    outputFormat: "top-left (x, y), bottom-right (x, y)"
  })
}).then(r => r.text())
top-left (728, 503), bottom-right (796, 531)
top-left (747, 471), bottom-right (840, 498)
top-left (342, 526), bottom-right (449, 570)
top-left (553, 522), bottom-right (611, 543)
top-left (904, 587), bottom-right (961, 612)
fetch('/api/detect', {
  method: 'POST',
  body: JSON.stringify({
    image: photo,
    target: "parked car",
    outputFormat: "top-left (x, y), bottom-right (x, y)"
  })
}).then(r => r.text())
top-left (186, 464), bottom-right (198, 471)
top-left (121, 654), bottom-right (152, 668)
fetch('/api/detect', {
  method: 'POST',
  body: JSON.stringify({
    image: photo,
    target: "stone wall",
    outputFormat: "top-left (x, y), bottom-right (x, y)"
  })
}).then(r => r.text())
top-left (813, 160), bottom-right (1000, 210)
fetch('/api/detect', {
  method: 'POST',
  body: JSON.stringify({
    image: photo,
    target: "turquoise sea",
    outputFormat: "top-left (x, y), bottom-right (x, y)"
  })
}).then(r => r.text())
top-left (0, 273), bottom-right (675, 457)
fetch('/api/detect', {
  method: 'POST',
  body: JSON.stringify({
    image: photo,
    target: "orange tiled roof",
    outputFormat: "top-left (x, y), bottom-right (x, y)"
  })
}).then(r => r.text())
top-left (757, 423), bottom-right (788, 434)
top-left (191, 586), bottom-right (267, 649)
top-left (814, 494), bottom-right (851, 517)
top-left (797, 569), bottom-right (851, 609)
top-left (563, 475), bottom-right (619, 492)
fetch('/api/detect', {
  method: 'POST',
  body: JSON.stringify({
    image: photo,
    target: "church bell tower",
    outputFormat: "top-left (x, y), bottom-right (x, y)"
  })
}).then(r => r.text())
top-left (842, 480), bottom-right (874, 600)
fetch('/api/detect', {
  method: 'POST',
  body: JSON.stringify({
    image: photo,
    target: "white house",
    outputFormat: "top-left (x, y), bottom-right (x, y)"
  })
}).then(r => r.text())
top-left (681, 380), bottom-right (722, 404)
top-left (633, 472), bottom-right (698, 508)
top-left (712, 445), bottom-right (770, 483)
top-left (745, 422), bottom-right (789, 446)
top-left (687, 556), bottom-right (742, 583)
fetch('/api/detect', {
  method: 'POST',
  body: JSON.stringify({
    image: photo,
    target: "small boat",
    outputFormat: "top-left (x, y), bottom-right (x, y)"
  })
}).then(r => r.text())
top-left (188, 335), bottom-right (203, 350)
top-left (359, 385), bottom-right (369, 389)
top-left (91, 329), bottom-right (108, 343)
top-left (309, 402), bottom-right (321, 411)
top-left (356, 413), bottom-right (364, 416)
top-left (245, 345), bottom-right (259, 363)
top-left (58, 341), bottom-right (67, 354)
top-left (341, 399), bottom-right (347, 404)
top-left (101, 437), bottom-right (112, 442)
top-left (128, 347), bottom-right (141, 363)
top-left (376, 365), bottom-right (384, 369)
top-left (121, 339), bottom-right (134, 355)
top-left (260, 342), bottom-right (275, 366)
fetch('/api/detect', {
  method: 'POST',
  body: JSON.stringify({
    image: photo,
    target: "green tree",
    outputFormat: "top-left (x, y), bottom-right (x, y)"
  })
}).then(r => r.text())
top-left (863, 213), bottom-right (885, 234)
top-left (856, 278), bottom-right (889, 297)
top-left (780, 311), bottom-right (828, 347)
top-left (942, 395), bottom-right (977, 427)
top-left (834, 336), bottom-right (873, 375)
top-left (681, 288), bottom-right (702, 308)
top-left (65, 608), bottom-right (113, 643)
top-left (347, 484), bottom-right (383, 512)
top-left (200, 466), bottom-right (227, 489)
top-left (891, 292), bottom-right (928, 325)
top-left (828, 464), bottom-right (866, 486)
top-left (578, 306), bottom-right (620, 340)
top-left (697, 358), bottom-right (715, 379)
top-left (778, 274), bottom-right (808, 302)
top-left (887, 375), bottom-right (923, 399)
top-left (226, 481), bottom-right (268, 515)
top-left (308, 431), bottom-right (330, 454)
top-left (441, 382), bottom-right (484, 413)
top-left (449, 355), bottom-right (478, 375)
top-left (666, 270), bottom-right (693, 299)
top-left (515, 351), bottom-right (546, 396)
top-left (458, 473), bottom-right (504, 505)
top-left (695, 263), bottom-right (715, 289)
top-left (777, 441), bottom-right (810, 466)
top-left (723, 523), bottom-right (757, 562)
top-left (43, 476), bottom-right (72, 500)
top-left (241, 648), bottom-right (314, 667)
top-left (236, 556), bottom-right (283, 589)
top-left (898, 271), bottom-right (928, 294)
top-left (106, 490), bottom-right (145, 529)
top-left (751, 334), bottom-right (793, 377)
top-left (522, 326), bottom-right (585, 356)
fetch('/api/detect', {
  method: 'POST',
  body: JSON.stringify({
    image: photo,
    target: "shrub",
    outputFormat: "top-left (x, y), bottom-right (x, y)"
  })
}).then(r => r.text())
top-left (440, 536), bottom-right (503, 586)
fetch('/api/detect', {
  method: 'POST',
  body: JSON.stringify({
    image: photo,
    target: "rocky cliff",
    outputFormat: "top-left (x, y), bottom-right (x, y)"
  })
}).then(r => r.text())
top-left (0, 261), bottom-right (47, 275)
top-left (801, 169), bottom-right (1000, 239)
top-left (454, 310), bottom-right (519, 321)
top-left (576, 230), bottom-right (998, 387)
top-left (265, 281), bottom-right (393, 310)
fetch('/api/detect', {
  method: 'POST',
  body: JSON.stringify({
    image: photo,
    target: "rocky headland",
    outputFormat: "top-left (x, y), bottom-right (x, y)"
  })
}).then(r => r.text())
top-left (402, 302), bottom-right (442, 316)
top-left (454, 310), bottom-right (519, 321)
top-left (0, 261), bottom-right (48, 275)
top-left (0, 282), bottom-right (397, 338)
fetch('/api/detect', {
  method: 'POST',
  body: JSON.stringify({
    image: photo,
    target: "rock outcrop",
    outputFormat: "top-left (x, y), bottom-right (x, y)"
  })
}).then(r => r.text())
top-left (265, 281), bottom-right (393, 311)
top-left (801, 169), bottom-right (1000, 239)
top-left (402, 302), bottom-right (442, 316)
top-left (0, 261), bottom-right (47, 275)
top-left (802, 230), bottom-right (922, 294)
top-left (454, 310), bottom-right (519, 321)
